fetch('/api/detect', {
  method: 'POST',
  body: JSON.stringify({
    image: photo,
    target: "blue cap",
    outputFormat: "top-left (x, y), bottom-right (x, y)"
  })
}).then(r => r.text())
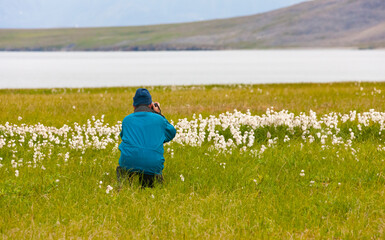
top-left (133, 88), bottom-right (152, 106)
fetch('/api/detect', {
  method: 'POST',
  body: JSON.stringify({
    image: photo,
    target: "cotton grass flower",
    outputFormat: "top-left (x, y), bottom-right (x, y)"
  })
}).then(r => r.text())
top-left (253, 179), bottom-right (259, 185)
top-left (106, 185), bottom-right (113, 194)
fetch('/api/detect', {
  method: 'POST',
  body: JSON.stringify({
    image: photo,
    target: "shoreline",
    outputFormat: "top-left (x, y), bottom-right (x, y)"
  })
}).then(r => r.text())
top-left (0, 81), bottom-right (385, 91)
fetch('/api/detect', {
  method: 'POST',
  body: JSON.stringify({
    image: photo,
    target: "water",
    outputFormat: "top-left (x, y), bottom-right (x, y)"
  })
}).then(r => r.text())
top-left (0, 50), bottom-right (384, 89)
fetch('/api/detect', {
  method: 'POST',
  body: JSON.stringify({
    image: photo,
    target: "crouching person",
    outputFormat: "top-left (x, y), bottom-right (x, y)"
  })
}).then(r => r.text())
top-left (117, 88), bottom-right (176, 188)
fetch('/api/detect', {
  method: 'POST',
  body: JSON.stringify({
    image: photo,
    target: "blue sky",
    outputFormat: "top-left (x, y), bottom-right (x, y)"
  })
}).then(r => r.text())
top-left (0, 0), bottom-right (308, 29)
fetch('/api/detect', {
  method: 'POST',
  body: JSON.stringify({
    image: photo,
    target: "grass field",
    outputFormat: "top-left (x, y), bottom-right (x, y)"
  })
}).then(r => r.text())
top-left (1, 82), bottom-right (385, 239)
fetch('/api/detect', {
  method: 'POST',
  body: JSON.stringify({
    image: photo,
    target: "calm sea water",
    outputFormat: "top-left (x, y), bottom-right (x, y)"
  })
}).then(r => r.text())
top-left (0, 50), bottom-right (384, 89)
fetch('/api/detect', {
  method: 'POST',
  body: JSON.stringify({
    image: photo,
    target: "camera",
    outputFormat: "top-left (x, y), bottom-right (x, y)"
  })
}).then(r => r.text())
top-left (152, 102), bottom-right (162, 114)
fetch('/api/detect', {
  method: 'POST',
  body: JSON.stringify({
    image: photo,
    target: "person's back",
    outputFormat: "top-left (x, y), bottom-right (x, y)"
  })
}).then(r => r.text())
top-left (117, 88), bottom-right (176, 187)
top-left (119, 106), bottom-right (176, 175)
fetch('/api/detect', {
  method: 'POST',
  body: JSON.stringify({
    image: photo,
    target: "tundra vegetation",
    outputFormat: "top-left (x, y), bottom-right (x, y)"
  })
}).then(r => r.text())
top-left (1, 82), bottom-right (385, 239)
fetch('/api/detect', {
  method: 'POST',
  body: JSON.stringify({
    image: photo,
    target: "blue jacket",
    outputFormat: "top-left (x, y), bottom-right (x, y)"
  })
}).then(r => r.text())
top-left (118, 106), bottom-right (176, 175)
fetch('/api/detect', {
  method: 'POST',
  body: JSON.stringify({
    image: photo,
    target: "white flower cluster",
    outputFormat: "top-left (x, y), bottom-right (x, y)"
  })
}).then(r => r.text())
top-left (106, 185), bottom-right (113, 194)
top-left (1, 109), bottom-right (385, 176)
top-left (0, 115), bottom-right (121, 154)
top-left (173, 108), bottom-right (385, 154)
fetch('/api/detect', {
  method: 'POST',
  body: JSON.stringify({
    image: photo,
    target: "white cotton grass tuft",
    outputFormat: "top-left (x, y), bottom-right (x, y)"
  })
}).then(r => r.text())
top-left (267, 132), bottom-right (271, 139)
top-left (106, 185), bottom-right (113, 194)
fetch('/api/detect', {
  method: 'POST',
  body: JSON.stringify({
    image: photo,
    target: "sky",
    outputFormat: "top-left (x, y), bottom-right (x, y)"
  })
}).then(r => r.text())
top-left (0, 0), bottom-right (309, 29)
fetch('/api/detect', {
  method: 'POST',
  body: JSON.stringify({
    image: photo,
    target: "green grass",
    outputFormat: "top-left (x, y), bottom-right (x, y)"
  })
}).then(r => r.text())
top-left (1, 82), bottom-right (385, 126)
top-left (1, 82), bottom-right (385, 239)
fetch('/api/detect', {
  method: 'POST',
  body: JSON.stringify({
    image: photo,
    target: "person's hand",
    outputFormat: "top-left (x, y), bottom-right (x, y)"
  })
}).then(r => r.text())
top-left (152, 102), bottom-right (161, 113)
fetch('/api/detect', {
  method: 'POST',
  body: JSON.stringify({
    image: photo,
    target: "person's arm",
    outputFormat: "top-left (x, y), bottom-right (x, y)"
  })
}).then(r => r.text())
top-left (120, 120), bottom-right (124, 139)
top-left (152, 102), bottom-right (176, 142)
top-left (164, 120), bottom-right (176, 143)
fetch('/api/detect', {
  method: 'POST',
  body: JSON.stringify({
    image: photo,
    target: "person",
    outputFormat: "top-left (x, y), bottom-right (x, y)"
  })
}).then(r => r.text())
top-left (117, 88), bottom-right (176, 188)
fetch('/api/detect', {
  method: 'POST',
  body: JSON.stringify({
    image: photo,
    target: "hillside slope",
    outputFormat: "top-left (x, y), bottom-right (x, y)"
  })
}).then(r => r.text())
top-left (0, 0), bottom-right (307, 28)
top-left (0, 0), bottom-right (384, 50)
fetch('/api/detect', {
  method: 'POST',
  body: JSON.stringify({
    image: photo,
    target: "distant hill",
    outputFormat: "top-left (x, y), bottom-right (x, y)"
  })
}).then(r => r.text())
top-left (0, 0), bottom-right (384, 51)
top-left (0, 0), bottom-right (307, 28)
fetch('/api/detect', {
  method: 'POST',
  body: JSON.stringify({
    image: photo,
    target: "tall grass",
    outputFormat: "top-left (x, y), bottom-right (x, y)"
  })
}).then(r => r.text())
top-left (1, 82), bottom-right (385, 239)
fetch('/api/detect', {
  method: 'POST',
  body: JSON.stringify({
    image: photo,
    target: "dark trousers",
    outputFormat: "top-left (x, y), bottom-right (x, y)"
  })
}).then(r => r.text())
top-left (116, 166), bottom-right (163, 188)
